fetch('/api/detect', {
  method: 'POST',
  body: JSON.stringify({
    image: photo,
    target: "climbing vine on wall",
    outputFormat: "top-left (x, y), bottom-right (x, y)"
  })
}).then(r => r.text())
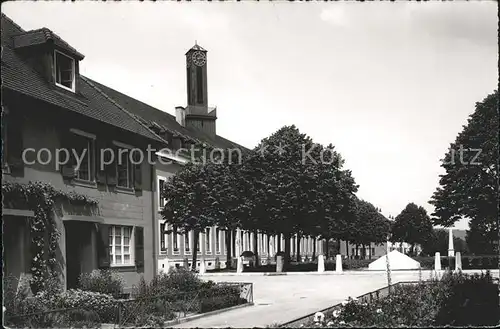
top-left (2, 181), bottom-right (98, 293)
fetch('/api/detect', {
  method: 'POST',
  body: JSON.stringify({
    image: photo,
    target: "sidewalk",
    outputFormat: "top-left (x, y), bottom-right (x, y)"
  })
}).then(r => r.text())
top-left (172, 270), bottom-right (498, 328)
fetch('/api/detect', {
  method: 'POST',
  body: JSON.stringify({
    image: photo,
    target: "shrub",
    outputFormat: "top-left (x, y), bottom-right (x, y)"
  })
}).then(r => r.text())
top-left (132, 268), bottom-right (202, 299)
top-left (78, 269), bottom-right (124, 297)
top-left (314, 270), bottom-right (499, 328)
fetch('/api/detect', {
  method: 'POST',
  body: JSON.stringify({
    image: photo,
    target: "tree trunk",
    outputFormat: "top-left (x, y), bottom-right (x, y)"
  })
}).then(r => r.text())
top-left (284, 234), bottom-right (291, 269)
top-left (362, 244), bottom-right (366, 260)
top-left (277, 234), bottom-right (282, 252)
top-left (312, 237), bottom-right (317, 261)
top-left (355, 244), bottom-right (359, 259)
top-left (346, 240), bottom-right (349, 259)
top-left (226, 229), bottom-right (232, 269)
top-left (253, 230), bottom-right (259, 267)
top-left (369, 243), bottom-right (372, 260)
top-left (191, 231), bottom-right (199, 271)
top-left (324, 239), bottom-right (329, 259)
top-left (296, 235), bottom-right (301, 263)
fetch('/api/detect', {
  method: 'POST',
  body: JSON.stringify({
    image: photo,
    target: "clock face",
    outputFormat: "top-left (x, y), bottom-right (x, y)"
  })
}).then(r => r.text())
top-left (192, 51), bottom-right (206, 67)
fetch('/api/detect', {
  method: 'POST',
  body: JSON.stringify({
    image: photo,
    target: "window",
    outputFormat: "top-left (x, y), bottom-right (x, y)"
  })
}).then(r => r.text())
top-left (109, 226), bottom-right (133, 266)
top-left (54, 50), bottom-right (75, 92)
top-left (71, 130), bottom-right (95, 182)
top-left (206, 228), bottom-right (212, 253)
top-left (160, 223), bottom-right (166, 252)
top-left (215, 228), bottom-right (221, 253)
top-left (172, 226), bottom-right (179, 252)
top-left (117, 149), bottom-right (133, 188)
top-left (185, 232), bottom-right (190, 252)
top-left (158, 177), bottom-right (166, 209)
top-left (197, 232), bottom-right (201, 253)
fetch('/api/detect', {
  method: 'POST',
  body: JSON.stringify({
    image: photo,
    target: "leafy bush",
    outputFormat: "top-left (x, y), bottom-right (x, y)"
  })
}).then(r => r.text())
top-left (78, 269), bottom-right (124, 297)
top-left (414, 255), bottom-right (498, 270)
top-left (132, 267), bottom-right (202, 298)
top-left (308, 270), bottom-right (499, 328)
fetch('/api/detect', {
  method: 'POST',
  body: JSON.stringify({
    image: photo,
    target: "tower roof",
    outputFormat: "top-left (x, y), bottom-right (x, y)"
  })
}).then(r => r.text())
top-left (185, 42), bottom-right (207, 54)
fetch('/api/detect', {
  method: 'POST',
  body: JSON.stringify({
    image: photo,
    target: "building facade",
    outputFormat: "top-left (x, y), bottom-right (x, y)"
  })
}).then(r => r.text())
top-left (2, 14), bottom-right (327, 290)
top-left (2, 14), bottom-right (166, 291)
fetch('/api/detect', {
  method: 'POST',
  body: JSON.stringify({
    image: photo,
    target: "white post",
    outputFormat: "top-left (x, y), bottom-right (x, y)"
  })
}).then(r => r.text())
top-left (455, 252), bottom-right (462, 272)
top-left (235, 228), bottom-right (241, 258)
top-left (317, 254), bottom-right (325, 273)
top-left (335, 254), bottom-right (343, 273)
top-left (237, 256), bottom-right (243, 273)
top-left (448, 228), bottom-right (455, 257)
top-left (199, 259), bottom-right (206, 275)
top-left (434, 252), bottom-right (442, 271)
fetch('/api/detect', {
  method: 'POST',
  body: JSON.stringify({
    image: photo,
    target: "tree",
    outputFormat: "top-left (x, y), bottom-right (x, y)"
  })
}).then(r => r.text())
top-left (429, 91), bottom-right (499, 254)
top-left (391, 203), bottom-right (434, 255)
top-left (348, 199), bottom-right (391, 259)
top-left (421, 228), bottom-right (470, 256)
top-left (161, 162), bottom-right (221, 271)
top-left (244, 125), bottom-right (358, 268)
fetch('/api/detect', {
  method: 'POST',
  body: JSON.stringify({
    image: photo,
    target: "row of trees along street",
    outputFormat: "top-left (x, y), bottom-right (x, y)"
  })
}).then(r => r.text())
top-left (160, 90), bottom-right (498, 270)
top-left (161, 125), bottom-right (391, 270)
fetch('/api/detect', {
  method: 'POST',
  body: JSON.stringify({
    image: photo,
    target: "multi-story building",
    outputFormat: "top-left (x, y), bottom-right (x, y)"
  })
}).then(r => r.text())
top-left (1, 14), bottom-right (167, 291)
top-left (2, 14), bottom-right (326, 288)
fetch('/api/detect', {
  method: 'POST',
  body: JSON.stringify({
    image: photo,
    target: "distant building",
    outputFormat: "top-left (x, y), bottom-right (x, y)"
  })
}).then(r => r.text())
top-left (339, 240), bottom-right (422, 260)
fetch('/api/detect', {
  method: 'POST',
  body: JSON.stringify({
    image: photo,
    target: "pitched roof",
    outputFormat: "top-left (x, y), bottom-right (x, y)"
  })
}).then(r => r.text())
top-left (1, 14), bottom-right (164, 144)
top-left (86, 78), bottom-right (248, 151)
top-left (186, 43), bottom-right (207, 54)
top-left (1, 14), bottom-right (247, 152)
top-left (14, 28), bottom-right (85, 60)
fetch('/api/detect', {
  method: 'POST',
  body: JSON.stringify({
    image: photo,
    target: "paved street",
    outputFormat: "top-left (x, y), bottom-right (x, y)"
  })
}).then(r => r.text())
top-left (172, 270), bottom-right (499, 328)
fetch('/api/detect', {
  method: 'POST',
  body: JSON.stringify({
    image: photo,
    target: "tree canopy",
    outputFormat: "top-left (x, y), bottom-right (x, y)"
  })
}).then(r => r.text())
top-left (391, 202), bottom-right (434, 254)
top-left (429, 90), bottom-right (499, 254)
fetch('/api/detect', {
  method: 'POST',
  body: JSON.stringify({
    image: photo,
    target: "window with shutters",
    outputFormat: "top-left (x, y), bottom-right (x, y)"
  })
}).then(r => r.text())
top-left (172, 226), bottom-right (180, 254)
top-left (215, 228), bottom-right (221, 254)
top-left (197, 231), bottom-right (201, 254)
top-left (160, 223), bottom-right (166, 252)
top-left (54, 50), bottom-right (75, 92)
top-left (157, 176), bottom-right (167, 210)
top-left (109, 225), bottom-right (134, 266)
top-left (184, 231), bottom-right (191, 254)
top-left (205, 228), bottom-right (212, 254)
top-left (117, 150), bottom-right (133, 188)
top-left (70, 129), bottom-right (95, 182)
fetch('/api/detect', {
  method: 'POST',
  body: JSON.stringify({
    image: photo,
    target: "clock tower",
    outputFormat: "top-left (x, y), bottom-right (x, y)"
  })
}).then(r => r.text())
top-left (178, 43), bottom-right (217, 137)
top-left (186, 43), bottom-right (208, 107)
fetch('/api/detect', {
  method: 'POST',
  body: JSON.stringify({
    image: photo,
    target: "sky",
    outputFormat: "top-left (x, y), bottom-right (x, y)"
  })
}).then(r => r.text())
top-left (3, 1), bottom-right (498, 230)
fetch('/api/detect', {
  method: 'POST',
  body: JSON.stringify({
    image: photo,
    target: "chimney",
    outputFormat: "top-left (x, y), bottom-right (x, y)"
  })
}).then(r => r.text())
top-left (175, 106), bottom-right (185, 126)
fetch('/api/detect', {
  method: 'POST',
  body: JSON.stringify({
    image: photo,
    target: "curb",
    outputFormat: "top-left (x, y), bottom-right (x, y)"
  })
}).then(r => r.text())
top-left (163, 302), bottom-right (254, 327)
top-left (202, 269), bottom-right (500, 276)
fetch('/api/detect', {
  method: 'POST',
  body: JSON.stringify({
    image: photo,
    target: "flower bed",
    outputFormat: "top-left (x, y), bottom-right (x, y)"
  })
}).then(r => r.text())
top-left (299, 270), bottom-right (499, 328)
top-left (4, 268), bottom-right (249, 328)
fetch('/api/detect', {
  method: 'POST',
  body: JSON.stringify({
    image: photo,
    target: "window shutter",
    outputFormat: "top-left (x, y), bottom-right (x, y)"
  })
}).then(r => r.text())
top-left (105, 144), bottom-right (117, 186)
top-left (6, 113), bottom-right (24, 173)
top-left (95, 140), bottom-right (108, 184)
top-left (133, 152), bottom-right (142, 190)
top-left (135, 226), bottom-right (144, 268)
top-left (60, 130), bottom-right (77, 179)
top-left (97, 224), bottom-right (111, 268)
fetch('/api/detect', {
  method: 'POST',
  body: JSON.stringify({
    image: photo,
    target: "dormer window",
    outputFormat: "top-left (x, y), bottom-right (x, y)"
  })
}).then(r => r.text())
top-left (54, 50), bottom-right (75, 92)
